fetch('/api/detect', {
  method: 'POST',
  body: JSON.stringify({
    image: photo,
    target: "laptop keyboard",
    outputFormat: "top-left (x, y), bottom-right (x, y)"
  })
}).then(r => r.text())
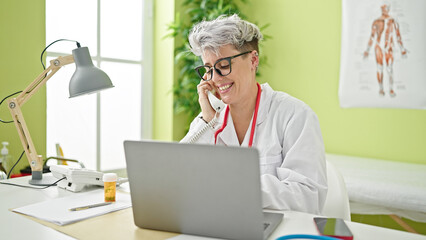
top-left (263, 222), bottom-right (270, 230)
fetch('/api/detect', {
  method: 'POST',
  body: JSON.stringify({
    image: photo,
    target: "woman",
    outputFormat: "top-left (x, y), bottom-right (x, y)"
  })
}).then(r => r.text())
top-left (181, 14), bottom-right (327, 214)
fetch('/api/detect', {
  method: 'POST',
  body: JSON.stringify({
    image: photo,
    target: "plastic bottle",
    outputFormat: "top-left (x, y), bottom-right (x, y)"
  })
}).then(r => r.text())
top-left (103, 173), bottom-right (117, 202)
top-left (1, 142), bottom-right (11, 176)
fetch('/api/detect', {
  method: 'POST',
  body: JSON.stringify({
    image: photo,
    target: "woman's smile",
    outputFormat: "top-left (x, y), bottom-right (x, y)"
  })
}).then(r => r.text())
top-left (217, 82), bottom-right (234, 93)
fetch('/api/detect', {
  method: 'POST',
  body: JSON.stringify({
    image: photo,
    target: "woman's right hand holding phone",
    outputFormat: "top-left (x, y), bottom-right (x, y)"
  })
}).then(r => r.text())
top-left (197, 80), bottom-right (216, 122)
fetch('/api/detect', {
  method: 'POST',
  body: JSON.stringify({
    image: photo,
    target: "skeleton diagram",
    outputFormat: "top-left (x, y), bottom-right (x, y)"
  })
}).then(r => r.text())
top-left (363, 4), bottom-right (407, 97)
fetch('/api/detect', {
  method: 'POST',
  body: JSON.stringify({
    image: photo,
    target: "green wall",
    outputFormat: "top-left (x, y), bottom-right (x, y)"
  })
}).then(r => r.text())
top-left (170, 0), bottom-right (426, 164)
top-left (153, 0), bottom-right (175, 141)
top-left (241, 0), bottom-right (426, 164)
top-left (1, 0), bottom-right (424, 176)
top-left (0, 0), bottom-right (177, 172)
top-left (0, 0), bottom-right (46, 174)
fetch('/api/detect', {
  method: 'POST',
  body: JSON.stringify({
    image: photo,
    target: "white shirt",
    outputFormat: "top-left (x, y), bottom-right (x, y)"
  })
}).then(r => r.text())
top-left (181, 83), bottom-right (327, 214)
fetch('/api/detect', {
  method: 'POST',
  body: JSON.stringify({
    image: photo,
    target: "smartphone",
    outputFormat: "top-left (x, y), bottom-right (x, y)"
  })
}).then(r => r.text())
top-left (313, 217), bottom-right (353, 240)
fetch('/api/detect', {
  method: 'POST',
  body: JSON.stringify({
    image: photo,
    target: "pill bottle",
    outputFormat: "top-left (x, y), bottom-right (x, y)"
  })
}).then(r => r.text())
top-left (103, 173), bottom-right (117, 202)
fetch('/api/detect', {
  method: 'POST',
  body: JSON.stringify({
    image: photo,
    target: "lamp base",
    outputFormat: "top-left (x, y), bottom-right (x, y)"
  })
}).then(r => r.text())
top-left (28, 171), bottom-right (59, 186)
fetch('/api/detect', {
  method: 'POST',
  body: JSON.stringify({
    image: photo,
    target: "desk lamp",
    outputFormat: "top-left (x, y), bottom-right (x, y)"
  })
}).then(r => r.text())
top-left (7, 45), bottom-right (114, 186)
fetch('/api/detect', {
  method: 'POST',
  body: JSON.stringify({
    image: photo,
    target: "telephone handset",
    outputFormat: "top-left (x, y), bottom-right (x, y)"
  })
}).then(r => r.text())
top-left (207, 91), bottom-right (225, 113)
top-left (186, 91), bottom-right (225, 144)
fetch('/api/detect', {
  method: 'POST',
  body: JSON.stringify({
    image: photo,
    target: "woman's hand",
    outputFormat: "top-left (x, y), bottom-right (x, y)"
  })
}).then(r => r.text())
top-left (197, 80), bottom-right (216, 122)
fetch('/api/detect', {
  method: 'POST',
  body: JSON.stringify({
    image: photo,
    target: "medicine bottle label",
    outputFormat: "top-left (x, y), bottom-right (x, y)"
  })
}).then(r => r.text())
top-left (104, 181), bottom-right (116, 202)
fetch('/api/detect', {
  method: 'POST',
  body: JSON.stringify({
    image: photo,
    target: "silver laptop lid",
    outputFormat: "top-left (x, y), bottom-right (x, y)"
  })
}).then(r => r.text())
top-left (124, 140), bottom-right (265, 240)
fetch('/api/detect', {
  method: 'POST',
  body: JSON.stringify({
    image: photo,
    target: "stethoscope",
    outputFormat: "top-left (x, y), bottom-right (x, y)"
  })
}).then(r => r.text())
top-left (214, 82), bottom-right (262, 147)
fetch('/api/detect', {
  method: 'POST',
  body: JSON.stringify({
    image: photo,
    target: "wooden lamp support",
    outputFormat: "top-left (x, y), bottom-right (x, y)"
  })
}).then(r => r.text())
top-left (7, 55), bottom-right (75, 185)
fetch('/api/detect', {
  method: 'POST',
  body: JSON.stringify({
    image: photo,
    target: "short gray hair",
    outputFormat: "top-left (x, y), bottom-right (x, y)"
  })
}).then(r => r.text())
top-left (188, 14), bottom-right (263, 56)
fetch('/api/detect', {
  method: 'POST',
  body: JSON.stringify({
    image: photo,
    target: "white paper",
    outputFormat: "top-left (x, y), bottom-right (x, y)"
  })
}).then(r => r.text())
top-left (339, 0), bottom-right (426, 109)
top-left (13, 189), bottom-right (131, 225)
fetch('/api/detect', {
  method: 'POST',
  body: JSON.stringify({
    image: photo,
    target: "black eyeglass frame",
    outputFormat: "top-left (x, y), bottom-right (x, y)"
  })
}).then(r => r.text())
top-left (195, 51), bottom-right (252, 81)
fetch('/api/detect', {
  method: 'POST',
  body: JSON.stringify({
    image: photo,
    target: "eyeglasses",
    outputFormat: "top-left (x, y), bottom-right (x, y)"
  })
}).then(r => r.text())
top-left (195, 51), bottom-right (252, 81)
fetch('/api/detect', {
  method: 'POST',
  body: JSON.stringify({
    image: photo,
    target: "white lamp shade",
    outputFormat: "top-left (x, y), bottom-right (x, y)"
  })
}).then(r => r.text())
top-left (69, 47), bottom-right (114, 98)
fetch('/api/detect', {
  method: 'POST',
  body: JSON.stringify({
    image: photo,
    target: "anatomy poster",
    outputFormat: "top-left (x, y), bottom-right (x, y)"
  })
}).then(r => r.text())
top-left (339, 0), bottom-right (426, 109)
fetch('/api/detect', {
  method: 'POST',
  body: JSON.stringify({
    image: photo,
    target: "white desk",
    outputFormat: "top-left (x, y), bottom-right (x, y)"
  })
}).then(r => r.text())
top-left (1, 175), bottom-right (425, 240)
top-left (0, 175), bottom-right (75, 240)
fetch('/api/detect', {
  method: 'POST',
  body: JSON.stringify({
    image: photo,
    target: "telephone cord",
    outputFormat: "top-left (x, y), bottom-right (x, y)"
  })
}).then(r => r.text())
top-left (187, 113), bottom-right (219, 144)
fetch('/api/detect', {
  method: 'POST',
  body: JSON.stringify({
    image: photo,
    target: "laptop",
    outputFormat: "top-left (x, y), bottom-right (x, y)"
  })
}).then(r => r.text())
top-left (124, 140), bottom-right (283, 240)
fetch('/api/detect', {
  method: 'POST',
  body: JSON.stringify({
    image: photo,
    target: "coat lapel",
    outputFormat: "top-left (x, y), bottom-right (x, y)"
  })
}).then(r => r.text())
top-left (216, 83), bottom-right (273, 147)
top-left (256, 83), bottom-right (272, 127)
top-left (217, 113), bottom-right (241, 147)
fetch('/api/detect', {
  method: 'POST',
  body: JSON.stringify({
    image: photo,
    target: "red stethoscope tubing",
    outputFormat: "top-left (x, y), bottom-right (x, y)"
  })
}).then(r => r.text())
top-left (214, 83), bottom-right (261, 147)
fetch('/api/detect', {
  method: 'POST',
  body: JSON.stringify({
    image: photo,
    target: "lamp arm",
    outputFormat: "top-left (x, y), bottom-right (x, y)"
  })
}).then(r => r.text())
top-left (7, 55), bottom-right (75, 172)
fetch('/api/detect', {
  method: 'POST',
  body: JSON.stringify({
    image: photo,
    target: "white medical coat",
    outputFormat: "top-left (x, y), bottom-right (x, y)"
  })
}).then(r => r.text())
top-left (181, 83), bottom-right (327, 214)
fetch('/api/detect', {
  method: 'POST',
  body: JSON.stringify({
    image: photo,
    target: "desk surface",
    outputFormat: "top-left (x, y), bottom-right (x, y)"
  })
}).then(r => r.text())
top-left (1, 175), bottom-right (425, 240)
